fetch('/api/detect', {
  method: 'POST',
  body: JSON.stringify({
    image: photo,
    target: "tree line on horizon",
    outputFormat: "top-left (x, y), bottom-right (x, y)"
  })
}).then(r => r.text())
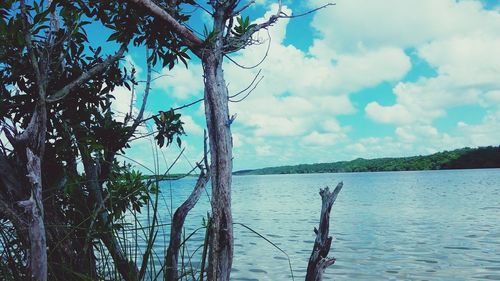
top-left (234, 146), bottom-right (500, 175)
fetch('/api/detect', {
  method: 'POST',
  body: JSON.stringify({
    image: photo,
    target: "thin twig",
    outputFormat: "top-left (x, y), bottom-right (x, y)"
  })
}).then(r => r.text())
top-left (228, 69), bottom-right (262, 98)
top-left (229, 75), bottom-right (263, 103)
top-left (279, 3), bottom-right (335, 19)
top-left (138, 97), bottom-right (204, 124)
top-left (231, 0), bottom-right (256, 16)
top-left (224, 29), bottom-right (271, 69)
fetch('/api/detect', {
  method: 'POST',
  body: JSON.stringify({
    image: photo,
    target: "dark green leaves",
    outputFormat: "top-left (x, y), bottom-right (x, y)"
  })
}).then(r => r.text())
top-left (152, 109), bottom-right (185, 148)
top-left (232, 16), bottom-right (256, 36)
top-left (105, 165), bottom-right (151, 220)
top-left (203, 25), bottom-right (219, 46)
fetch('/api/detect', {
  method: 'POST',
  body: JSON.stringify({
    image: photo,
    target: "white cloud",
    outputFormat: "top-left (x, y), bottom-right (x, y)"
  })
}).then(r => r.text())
top-left (365, 103), bottom-right (415, 125)
top-left (366, 34), bottom-right (500, 125)
top-left (355, 1), bottom-right (500, 130)
top-left (255, 144), bottom-right (272, 156)
top-left (153, 64), bottom-right (204, 100)
top-left (418, 35), bottom-right (500, 88)
top-left (309, 0), bottom-right (500, 53)
top-left (302, 131), bottom-right (345, 146)
top-left (110, 86), bottom-right (135, 120)
top-left (124, 55), bottom-right (143, 75)
top-left (134, 1), bottom-right (500, 168)
top-left (322, 119), bottom-right (342, 133)
top-left (456, 110), bottom-right (500, 147)
top-left (182, 115), bottom-right (204, 136)
top-left (483, 90), bottom-right (500, 105)
top-left (396, 125), bottom-right (438, 143)
top-left (219, 4), bottom-right (411, 150)
top-left (248, 114), bottom-right (308, 137)
top-left (232, 133), bottom-right (244, 148)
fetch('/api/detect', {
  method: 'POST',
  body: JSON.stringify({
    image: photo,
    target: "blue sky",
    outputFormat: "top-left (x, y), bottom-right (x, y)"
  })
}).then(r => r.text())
top-left (109, 0), bottom-right (500, 173)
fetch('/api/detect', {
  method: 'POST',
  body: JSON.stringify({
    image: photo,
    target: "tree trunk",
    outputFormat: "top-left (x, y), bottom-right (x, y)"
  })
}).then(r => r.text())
top-left (19, 149), bottom-right (47, 281)
top-left (202, 33), bottom-right (234, 280)
top-left (305, 182), bottom-right (343, 281)
top-left (79, 149), bottom-right (139, 281)
top-left (165, 169), bottom-right (209, 280)
top-left (16, 103), bottom-right (48, 281)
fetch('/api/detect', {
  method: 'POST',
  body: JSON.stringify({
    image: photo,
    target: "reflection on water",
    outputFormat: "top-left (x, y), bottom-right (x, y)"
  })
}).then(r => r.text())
top-left (132, 169), bottom-right (500, 280)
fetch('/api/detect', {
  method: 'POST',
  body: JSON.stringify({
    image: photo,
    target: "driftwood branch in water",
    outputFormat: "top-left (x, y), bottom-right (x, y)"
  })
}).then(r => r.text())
top-left (305, 182), bottom-right (343, 281)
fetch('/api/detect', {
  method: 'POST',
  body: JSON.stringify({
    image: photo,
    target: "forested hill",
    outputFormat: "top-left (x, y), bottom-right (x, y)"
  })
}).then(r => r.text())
top-left (234, 146), bottom-right (500, 176)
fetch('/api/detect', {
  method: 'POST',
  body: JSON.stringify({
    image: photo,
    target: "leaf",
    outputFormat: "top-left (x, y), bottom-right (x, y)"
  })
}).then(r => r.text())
top-left (156, 134), bottom-right (165, 148)
top-left (124, 81), bottom-right (130, 91)
top-left (33, 10), bottom-right (50, 24)
top-left (107, 31), bottom-right (120, 42)
top-left (176, 136), bottom-right (181, 148)
top-left (159, 111), bottom-right (166, 123)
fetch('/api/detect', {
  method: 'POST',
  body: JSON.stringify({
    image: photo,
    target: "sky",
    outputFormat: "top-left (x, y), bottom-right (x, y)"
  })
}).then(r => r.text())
top-left (110, 0), bottom-right (500, 173)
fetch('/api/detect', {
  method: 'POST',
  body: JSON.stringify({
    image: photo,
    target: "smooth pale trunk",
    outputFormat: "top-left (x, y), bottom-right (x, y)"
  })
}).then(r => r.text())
top-left (24, 149), bottom-right (47, 281)
top-left (202, 50), bottom-right (234, 281)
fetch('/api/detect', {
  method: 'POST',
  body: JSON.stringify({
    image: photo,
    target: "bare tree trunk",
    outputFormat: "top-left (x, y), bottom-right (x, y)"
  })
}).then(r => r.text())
top-left (202, 40), bottom-right (234, 281)
top-left (16, 102), bottom-right (48, 281)
top-left (305, 182), bottom-right (343, 281)
top-left (165, 167), bottom-right (209, 280)
top-left (19, 149), bottom-right (46, 281)
top-left (79, 148), bottom-right (139, 281)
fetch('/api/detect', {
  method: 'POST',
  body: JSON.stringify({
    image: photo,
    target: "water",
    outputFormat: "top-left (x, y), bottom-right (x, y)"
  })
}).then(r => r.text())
top-left (135, 169), bottom-right (500, 280)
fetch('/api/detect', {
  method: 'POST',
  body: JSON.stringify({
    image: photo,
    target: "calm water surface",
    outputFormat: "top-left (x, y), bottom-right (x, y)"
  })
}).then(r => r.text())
top-left (138, 169), bottom-right (500, 280)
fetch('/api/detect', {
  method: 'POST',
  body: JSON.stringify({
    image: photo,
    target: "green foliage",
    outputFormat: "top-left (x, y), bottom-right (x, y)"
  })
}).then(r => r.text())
top-left (152, 109), bottom-right (185, 148)
top-left (0, 1), bottom-right (195, 279)
top-left (232, 16), bottom-right (256, 37)
top-left (55, 0), bottom-right (192, 70)
top-left (234, 146), bottom-right (500, 175)
top-left (105, 163), bottom-right (151, 221)
top-left (203, 25), bottom-right (220, 47)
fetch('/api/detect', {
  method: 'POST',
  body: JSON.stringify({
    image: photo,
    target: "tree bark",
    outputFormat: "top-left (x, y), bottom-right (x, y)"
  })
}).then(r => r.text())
top-left (164, 168), bottom-right (209, 280)
top-left (305, 182), bottom-right (343, 281)
top-left (79, 147), bottom-right (139, 281)
top-left (12, 99), bottom-right (48, 281)
top-left (202, 12), bottom-right (234, 277)
top-left (23, 149), bottom-right (47, 281)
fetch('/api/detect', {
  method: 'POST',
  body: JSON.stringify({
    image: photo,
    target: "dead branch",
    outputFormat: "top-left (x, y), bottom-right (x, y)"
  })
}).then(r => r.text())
top-left (164, 132), bottom-right (210, 281)
top-left (305, 182), bottom-right (343, 281)
top-left (126, 0), bottom-right (204, 54)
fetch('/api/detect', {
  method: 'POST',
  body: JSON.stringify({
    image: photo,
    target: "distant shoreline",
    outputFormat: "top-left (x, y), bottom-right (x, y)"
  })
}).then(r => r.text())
top-left (234, 166), bottom-right (500, 177)
top-left (233, 145), bottom-right (500, 176)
